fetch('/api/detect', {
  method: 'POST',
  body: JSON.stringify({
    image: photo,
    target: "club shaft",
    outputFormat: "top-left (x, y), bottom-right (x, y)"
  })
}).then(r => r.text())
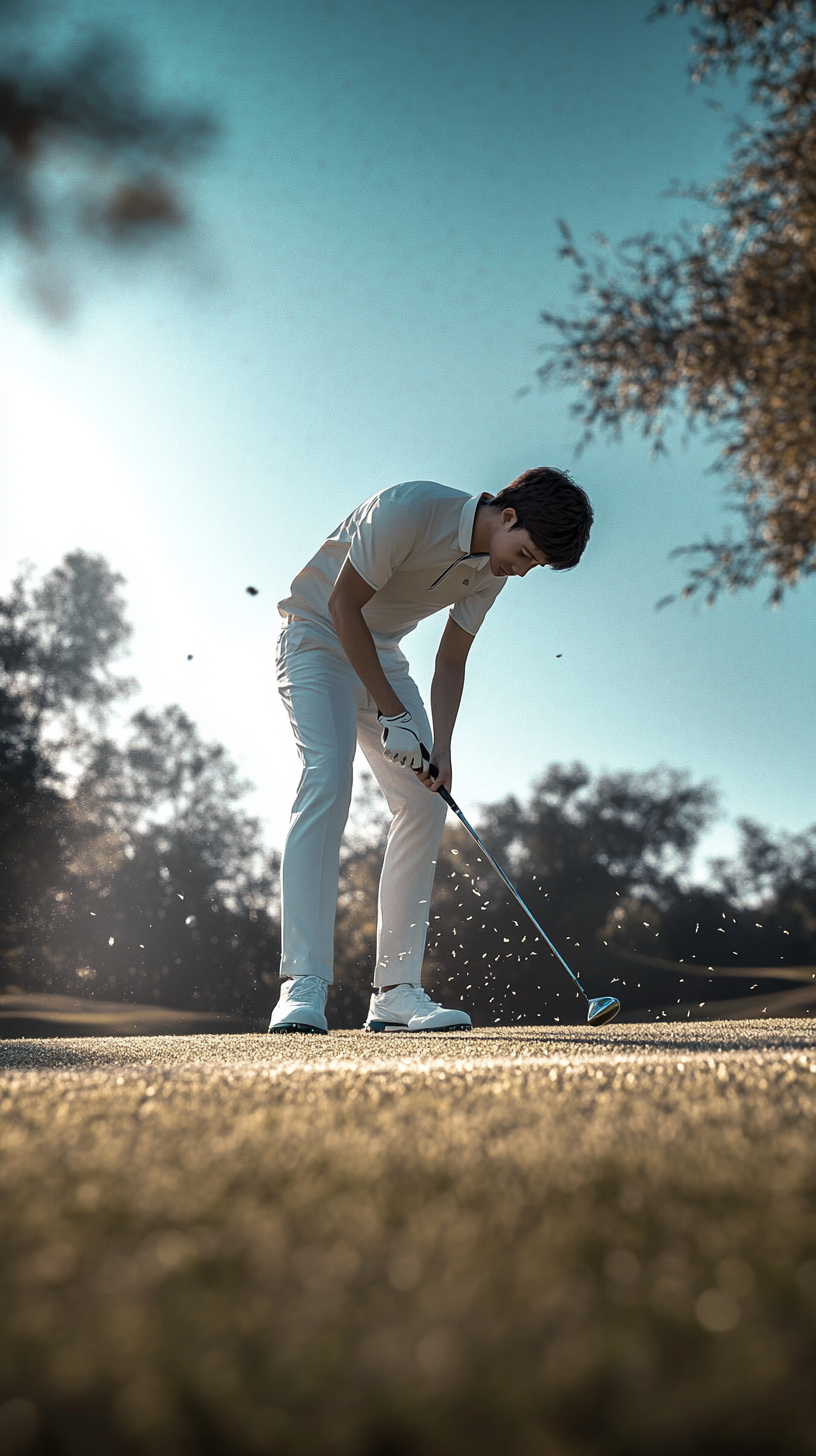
top-left (434, 782), bottom-right (588, 1000)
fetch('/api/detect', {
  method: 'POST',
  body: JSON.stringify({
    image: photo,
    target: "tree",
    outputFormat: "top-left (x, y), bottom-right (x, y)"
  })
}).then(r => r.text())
top-left (0, 552), bottom-right (135, 988)
top-left (0, 680), bottom-right (78, 988)
top-left (0, 3), bottom-right (215, 313)
top-left (539, 0), bottom-right (816, 604)
top-left (0, 551), bottom-right (136, 741)
top-left (395, 761), bottom-right (812, 1026)
top-left (71, 706), bottom-right (280, 1014)
top-left (0, 554), bottom-right (278, 1020)
top-left (327, 761), bottom-right (721, 1026)
top-left (4, 556), bottom-right (811, 1025)
top-left (421, 762), bottom-right (718, 1025)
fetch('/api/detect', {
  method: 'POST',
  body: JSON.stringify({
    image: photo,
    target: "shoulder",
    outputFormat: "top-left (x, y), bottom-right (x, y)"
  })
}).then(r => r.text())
top-left (344, 481), bottom-right (468, 542)
top-left (390, 481), bottom-right (467, 510)
top-left (380, 481), bottom-right (470, 530)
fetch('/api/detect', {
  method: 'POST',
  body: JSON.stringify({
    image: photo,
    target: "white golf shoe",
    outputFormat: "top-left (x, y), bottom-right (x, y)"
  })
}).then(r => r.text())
top-left (365, 983), bottom-right (472, 1033)
top-left (268, 975), bottom-right (328, 1034)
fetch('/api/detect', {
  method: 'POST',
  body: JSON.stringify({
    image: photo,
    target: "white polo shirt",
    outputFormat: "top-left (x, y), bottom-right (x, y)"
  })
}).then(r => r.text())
top-left (279, 481), bottom-right (506, 647)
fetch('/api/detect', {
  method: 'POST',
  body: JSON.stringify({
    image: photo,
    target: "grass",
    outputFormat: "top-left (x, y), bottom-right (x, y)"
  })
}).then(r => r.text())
top-left (1, 1023), bottom-right (816, 1455)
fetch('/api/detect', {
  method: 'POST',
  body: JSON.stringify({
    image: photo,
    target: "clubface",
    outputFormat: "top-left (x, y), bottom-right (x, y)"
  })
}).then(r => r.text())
top-left (587, 996), bottom-right (621, 1027)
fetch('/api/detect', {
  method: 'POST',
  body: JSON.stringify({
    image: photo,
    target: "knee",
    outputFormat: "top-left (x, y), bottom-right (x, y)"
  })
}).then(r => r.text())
top-left (297, 759), bottom-right (353, 817)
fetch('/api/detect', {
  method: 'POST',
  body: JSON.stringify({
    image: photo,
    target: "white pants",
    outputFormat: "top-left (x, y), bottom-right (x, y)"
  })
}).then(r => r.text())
top-left (276, 620), bottom-right (447, 986)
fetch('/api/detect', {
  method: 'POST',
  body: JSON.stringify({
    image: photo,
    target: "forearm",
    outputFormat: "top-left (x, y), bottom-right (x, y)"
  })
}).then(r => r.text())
top-left (329, 600), bottom-right (405, 717)
top-left (430, 656), bottom-right (466, 752)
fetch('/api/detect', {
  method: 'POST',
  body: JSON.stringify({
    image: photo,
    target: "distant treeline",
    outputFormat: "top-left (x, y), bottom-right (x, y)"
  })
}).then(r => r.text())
top-left (0, 553), bottom-right (279, 1023)
top-left (337, 766), bottom-right (816, 1027)
top-left (2, 554), bottom-right (814, 1029)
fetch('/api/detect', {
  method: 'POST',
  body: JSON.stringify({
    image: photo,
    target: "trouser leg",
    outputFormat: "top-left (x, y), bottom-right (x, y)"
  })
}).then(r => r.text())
top-left (277, 638), bottom-right (362, 982)
top-left (356, 667), bottom-right (447, 987)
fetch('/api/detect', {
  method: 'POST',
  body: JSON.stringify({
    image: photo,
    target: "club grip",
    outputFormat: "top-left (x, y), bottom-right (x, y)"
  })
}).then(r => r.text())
top-left (420, 744), bottom-right (436, 778)
top-left (419, 743), bottom-right (456, 810)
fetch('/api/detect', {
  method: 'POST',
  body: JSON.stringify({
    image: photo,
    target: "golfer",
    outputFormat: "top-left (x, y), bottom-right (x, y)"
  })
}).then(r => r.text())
top-left (269, 468), bottom-right (593, 1034)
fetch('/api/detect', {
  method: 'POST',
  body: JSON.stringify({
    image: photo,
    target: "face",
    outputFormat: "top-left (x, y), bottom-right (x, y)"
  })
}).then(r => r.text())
top-left (489, 508), bottom-right (549, 578)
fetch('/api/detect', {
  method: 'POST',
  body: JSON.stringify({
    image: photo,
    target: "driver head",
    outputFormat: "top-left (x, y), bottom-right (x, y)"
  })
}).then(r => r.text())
top-left (587, 996), bottom-right (621, 1027)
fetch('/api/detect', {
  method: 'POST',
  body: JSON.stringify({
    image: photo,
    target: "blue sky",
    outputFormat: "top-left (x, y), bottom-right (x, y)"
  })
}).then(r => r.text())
top-left (1, 0), bottom-right (814, 864)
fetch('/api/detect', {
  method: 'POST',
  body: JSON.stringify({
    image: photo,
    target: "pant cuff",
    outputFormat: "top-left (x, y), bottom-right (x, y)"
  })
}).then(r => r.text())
top-left (373, 970), bottom-right (422, 988)
top-left (279, 964), bottom-right (333, 984)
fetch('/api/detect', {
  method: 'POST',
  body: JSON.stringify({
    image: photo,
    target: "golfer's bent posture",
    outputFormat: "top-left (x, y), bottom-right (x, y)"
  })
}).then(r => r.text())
top-left (269, 468), bottom-right (593, 1034)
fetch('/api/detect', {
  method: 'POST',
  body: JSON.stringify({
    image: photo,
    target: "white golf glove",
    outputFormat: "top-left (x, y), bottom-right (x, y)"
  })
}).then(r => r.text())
top-left (378, 709), bottom-right (429, 771)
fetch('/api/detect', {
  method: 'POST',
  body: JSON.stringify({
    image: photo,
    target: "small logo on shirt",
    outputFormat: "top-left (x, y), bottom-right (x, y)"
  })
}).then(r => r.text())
top-left (462, 578), bottom-right (469, 585)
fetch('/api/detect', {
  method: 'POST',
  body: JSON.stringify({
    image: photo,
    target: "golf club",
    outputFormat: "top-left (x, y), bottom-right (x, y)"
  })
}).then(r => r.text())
top-left (422, 749), bottom-right (620, 1027)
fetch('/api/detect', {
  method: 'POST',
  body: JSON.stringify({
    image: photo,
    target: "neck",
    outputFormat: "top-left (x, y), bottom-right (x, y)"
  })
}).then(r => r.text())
top-left (470, 496), bottom-right (497, 554)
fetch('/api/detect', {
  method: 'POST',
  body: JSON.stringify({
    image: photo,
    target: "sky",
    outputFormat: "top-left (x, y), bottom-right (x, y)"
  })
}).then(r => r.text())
top-left (1, 0), bottom-right (814, 868)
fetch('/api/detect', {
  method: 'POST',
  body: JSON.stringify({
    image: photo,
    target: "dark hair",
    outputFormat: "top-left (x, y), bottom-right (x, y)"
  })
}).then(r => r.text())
top-left (491, 467), bottom-right (593, 570)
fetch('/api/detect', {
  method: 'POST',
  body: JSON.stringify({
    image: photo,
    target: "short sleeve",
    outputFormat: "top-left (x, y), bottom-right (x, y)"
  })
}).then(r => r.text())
top-left (450, 577), bottom-right (505, 637)
top-left (348, 494), bottom-right (418, 591)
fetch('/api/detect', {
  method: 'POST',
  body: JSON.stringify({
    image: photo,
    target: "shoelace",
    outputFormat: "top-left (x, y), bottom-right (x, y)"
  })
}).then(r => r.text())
top-left (410, 985), bottom-right (435, 1006)
top-left (377, 984), bottom-right (437, 1008)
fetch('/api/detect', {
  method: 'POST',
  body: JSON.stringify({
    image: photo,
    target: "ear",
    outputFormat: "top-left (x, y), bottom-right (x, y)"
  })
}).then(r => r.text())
top-left (501, 507), bottom-right (518, 529)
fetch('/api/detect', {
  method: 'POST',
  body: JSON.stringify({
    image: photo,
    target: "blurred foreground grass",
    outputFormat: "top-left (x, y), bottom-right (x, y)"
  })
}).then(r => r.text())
top-left (1, 1024), bottom-right (816, 1455)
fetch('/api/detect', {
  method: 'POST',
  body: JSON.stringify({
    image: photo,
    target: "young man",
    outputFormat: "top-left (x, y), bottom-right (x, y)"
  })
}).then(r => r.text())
top-left (269, 467), bottom-right (593, 1035)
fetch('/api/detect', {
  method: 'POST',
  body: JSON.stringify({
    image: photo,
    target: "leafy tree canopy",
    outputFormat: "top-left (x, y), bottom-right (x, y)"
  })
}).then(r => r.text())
top-left (479, 762), bottom-right (716, 899)
top-left (541, 0), bottom-right (816, 604)
top-left (81, 705), bottom-right (274, 914)
top-left (0, 553), bottom-right (277, 1019)
top-left (0, 550), bottom-right (136, 760)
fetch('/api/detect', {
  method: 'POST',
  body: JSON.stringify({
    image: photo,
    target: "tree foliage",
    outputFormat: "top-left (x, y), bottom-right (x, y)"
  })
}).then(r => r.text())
top-left (423, 763), bottom-right (720, 1024)
top-left (711, 812), bottom-right (816, 914)
top-left (337, 759), bottom-right (816, 1026)
top-left (0, 551), bottom-right (136, 741)
top-left (2, 554), bottom-right (813, 1027)
top-left (0, 4), bottom-right (215, 313)
top-left (540, 0), bottom-right (816, 603)
top-left (0, 554), bottom-right (278, 1020)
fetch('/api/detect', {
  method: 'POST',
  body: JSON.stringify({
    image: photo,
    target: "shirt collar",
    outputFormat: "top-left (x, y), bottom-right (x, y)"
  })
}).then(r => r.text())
top-left (458, 494), bottom-right (490, 569)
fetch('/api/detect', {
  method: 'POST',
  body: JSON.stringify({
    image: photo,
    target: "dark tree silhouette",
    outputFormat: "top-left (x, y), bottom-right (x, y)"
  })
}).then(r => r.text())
top-left (331, 760), bottom-right (816, 1027)
top-left (0, 555), bottom-right (277, 1021)
top-left (0, 551), bottom-right (135, 987)
top-left (73, 706), bottom-right (279, 1014)
top-left (422, 763), bottom-right (718, 1025)
top-left (0, 680), bottom-right (80, 989)
top-left (2, 558), bottom-right (813, 1027)
top-left (540, 0), bottom-right (816, 603)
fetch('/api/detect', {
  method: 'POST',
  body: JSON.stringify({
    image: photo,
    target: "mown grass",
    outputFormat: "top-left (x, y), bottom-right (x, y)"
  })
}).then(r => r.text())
top-left (1, 1025), bottom-right (816, 1455)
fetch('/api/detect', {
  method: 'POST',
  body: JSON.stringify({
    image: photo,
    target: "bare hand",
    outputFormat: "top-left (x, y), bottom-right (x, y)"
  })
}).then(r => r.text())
top-left (415, 746), bottom-right (452, 794)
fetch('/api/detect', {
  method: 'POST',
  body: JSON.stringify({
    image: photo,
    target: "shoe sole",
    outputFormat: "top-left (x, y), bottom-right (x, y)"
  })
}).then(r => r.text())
top-left (268, 1023), bottom-right (328, 1035)
top-left (364, 1021), bottom-right (472, 1033)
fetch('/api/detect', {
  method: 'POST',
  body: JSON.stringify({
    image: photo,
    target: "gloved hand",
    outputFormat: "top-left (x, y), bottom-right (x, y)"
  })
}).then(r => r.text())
top-left (378, 709), bottom-right (429, 771)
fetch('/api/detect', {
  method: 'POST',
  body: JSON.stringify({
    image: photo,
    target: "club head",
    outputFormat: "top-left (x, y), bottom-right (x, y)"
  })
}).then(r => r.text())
top-left (587, 996), bottom-right (621, 1027)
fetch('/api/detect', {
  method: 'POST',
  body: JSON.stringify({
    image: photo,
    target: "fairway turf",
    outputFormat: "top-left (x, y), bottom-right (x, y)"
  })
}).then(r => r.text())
top-left (2, 1024), bottom-right (816, 1455)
